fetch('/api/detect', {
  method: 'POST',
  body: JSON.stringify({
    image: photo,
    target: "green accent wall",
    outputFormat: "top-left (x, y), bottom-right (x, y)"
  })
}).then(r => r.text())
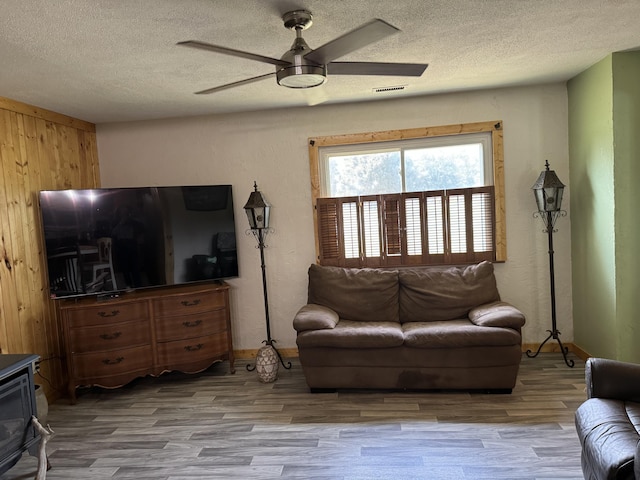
top-left (612, 52), bottom-right (640, 361)
top-left (568, 56), bottom-right (616, 359)
top-left (568, 51), bottom-right (640, 361)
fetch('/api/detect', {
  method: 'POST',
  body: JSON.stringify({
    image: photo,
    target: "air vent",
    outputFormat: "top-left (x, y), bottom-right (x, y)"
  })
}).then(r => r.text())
top-left (373, 85), bottom-right (407, 93)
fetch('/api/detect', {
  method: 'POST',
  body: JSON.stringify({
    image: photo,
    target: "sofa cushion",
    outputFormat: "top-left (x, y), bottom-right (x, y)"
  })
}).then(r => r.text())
top-left (296, 320), bottom-right (404, 348)
top-left (402, 320), bottom-right (521, 348)
top-left (307, 264), bottom-right (399, 323)
top-left (399, 261), bottom-right (500, 323)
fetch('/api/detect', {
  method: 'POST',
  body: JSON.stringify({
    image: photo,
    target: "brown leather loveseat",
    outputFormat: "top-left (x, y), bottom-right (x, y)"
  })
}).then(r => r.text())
top-left (293, 261), bottom-right (526, 392)
top-left (575, 357), bottom-right (640, 480)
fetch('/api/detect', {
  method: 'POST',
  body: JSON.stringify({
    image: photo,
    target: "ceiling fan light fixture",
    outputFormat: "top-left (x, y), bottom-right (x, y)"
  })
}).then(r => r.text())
top-left (276, 64), bottom-right (327, 88)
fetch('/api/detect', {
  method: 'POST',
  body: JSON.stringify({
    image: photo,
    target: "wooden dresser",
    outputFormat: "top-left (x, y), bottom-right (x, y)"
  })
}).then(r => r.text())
top-left (56, 282), bottom-right (234, 403)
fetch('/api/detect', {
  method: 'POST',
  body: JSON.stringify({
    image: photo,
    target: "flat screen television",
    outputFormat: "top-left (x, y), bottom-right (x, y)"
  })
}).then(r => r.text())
top-left (38, 185), bottom-right (239, 299)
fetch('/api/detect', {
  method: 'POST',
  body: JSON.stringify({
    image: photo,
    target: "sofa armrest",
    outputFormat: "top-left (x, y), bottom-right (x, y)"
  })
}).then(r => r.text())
top-left (293, 304), bottom-right (339, 332)
top-left (468, 301), bottom-right (526, 330)
top-left (586, 357), bottom-right (640, 400)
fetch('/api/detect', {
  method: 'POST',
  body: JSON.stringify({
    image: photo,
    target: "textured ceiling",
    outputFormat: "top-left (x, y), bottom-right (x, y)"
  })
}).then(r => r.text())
top-left (1, 0), bottom-right (639, 124)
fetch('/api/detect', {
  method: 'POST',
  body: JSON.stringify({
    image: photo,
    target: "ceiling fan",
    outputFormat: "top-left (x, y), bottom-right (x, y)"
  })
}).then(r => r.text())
top-left (177, 10), bottom-right (428, 95)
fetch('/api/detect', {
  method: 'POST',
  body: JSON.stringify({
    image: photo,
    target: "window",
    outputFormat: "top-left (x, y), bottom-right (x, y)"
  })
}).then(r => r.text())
top-left (308, 121), bottom-right (506, 267)
top-left (320, 132), bottom-right (492, 196)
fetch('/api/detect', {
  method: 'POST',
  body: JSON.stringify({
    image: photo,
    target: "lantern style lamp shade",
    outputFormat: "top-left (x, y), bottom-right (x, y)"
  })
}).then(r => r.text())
top-left (532, 161), bottom-right (565, 212)
top-left (243, 182), bottom-right (271, 230)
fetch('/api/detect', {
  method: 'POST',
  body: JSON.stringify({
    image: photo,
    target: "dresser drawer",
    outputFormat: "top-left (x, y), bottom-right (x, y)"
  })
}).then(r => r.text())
top-left (156, 332), bottom-right (229, 366)
top-left (68, 320), bottom-right (150, 354)
top-left (155, 310), bottom-right (227, 342)
top-left (64, 301), bottom-right (148, 328)
top-left (72, 345), bottom-right (153, 380)
top-left (152, 290), bottom-right (226, 316)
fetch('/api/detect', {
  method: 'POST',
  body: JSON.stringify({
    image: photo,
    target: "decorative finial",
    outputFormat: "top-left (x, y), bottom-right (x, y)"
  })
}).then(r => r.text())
top-left (545, 160), bottom-right (550, 170)
top-left (253, 181), bottom-right (258, 192)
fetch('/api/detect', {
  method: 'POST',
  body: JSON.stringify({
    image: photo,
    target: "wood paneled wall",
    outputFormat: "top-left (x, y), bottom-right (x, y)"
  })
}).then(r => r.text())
top-left (0, 96), bottom-right (99, 400)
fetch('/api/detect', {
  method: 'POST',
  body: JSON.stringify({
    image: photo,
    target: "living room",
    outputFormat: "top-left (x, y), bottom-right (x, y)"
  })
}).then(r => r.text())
top-left (1, 1), bottom-right (640, 479)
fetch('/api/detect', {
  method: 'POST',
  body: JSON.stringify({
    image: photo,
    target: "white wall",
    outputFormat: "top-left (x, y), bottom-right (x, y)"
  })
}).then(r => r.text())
top-left (96, 83), bottom-right (572, 351)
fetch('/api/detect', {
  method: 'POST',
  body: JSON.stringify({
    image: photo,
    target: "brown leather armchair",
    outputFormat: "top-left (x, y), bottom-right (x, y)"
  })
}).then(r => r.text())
top-left (575, 357), bottom-right (640, 480)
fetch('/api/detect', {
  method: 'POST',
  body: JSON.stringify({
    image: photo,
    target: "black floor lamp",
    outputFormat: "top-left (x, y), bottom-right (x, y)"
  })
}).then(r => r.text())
top-left (243, 182), bottom-right (292, 382)
top-left (526, 160), bottom-right (573, 368)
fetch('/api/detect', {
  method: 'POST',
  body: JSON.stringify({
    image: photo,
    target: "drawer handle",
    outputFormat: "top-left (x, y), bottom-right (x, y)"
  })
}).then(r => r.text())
top-left (98, 310), bottom-right (120, 318)
top-left (181, 299), bottom-right (201, 307)
top-left (184, 344), bottom-right (204, 352)
top-left (102, 357), bottom-right (124, 365)
top-left (182, 320), bottom-right (202, 328)
top-left (99, 332), bottom-right (122, 340)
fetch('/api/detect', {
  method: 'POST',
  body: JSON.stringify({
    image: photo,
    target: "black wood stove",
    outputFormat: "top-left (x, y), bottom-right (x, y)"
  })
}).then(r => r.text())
top-left (0, 354), bottom-right (40, 476)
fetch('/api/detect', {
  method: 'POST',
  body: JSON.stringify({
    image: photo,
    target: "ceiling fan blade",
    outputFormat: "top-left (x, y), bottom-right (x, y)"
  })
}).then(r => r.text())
top-left (304, 19), bottom-right (400, 65)
top-left (328, 62), bottom-right (428, 77)
top-left (195, 72), bottom-right (276, 94)
top-left (177, 40), bottom-right (289, 67)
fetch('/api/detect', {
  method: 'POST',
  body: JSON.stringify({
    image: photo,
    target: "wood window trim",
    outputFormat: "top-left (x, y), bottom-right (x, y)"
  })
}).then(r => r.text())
top-left (308, 120), bottom-right (506, 263)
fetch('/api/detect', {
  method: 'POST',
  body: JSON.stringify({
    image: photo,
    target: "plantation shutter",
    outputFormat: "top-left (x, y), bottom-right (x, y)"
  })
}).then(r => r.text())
top-left (447, 191), bottom-right (469, 264)
top-left (403, 193), bottom-right (424, 265)
top-left (469, 187), bottom-right (495, 262)
top-left (316, 196), bottom-right (361, 267)
top-left (316, 186), bottom-right (495, 267)
top-left (445, 187), bottom-right (495, 264)
top-left (424, 190), bottom-right (446, 265)
top-left (316, 198), bottom-right (340, 266)
top-left (382, 194), bottom-right (403, 266)
top-left (360, 195), bottom-right (382, 267)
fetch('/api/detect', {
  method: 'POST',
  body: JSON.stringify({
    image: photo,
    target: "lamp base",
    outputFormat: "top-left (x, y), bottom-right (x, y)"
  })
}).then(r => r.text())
top-left (246, 339), bottom-right (292, 381)
top-left (526, 329), bottom-right (574, 367)
top-left (255, 345), bottom-right (279, 383)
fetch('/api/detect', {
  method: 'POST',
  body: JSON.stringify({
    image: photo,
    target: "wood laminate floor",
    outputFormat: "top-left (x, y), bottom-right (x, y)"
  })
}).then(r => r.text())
top-left (4, 353), bottom-right (586, 480)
